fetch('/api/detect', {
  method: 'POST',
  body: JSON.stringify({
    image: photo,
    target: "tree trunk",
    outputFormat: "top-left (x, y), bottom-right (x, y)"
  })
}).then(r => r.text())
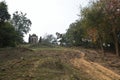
top-left (113, 29), bottom-right (119, 56)
top-left (100, 43), bottom-right (104, 56)
top-left (99, 37), bottom-right (104, 57)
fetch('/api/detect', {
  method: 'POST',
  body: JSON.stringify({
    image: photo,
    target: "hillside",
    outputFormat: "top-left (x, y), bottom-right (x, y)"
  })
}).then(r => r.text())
top-left (0, 47), bottom-right (120, 80)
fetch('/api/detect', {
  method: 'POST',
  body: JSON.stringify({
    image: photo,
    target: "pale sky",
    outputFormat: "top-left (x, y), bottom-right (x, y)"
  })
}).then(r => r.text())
top-left (1, 0), bottom-right (90, 42)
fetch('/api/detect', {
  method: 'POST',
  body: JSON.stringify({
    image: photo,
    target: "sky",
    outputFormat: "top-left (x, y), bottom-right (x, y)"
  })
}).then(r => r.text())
top-left (1, 0), bottom-right (90, 42)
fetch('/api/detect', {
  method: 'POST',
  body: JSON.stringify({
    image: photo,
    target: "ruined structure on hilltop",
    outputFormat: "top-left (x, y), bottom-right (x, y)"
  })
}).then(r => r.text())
top-left (29, 34), bottom-right (38, 44)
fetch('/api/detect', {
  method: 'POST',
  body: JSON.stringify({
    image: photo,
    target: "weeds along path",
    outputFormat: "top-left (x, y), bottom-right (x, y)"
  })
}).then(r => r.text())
top-left (70, 49), bottom-right (120, 80)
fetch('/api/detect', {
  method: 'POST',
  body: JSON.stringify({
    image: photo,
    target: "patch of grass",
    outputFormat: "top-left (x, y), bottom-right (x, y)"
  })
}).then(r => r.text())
top-left (39, 58), bottom-right (64, 70)
top-left (0, 47), bottom-right (93, 80)
top-left (32, 47), bottom-right (64, 51)
top-left (28, 57), bottom-right (91, 80)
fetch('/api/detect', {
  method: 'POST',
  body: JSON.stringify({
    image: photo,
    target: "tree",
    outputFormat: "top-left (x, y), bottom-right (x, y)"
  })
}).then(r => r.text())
top-left (65, 21), bottom-right (85, 46)
top-left (0, 1), bottom-right (17, 47)
top-left (42, 34), bottom-right (57, 45)
top-left (0, 1), bottom-right (10, 23)
top-left (64, 0), bottom-right (120, 56)
top-left (79, 0), bottom-right (120, 56)
top-left (11, 11), bottom-right (32, 43)
top-left (80, 0), bottom-right (118, 55)
top-left (101, 0), bottom-right (120, 56)
top-left (39, 36), bottom-right (42, 43)
top-left (81, 1), bottom-right (106, 54)
top-left (0, 22), bottom-right (18, 47)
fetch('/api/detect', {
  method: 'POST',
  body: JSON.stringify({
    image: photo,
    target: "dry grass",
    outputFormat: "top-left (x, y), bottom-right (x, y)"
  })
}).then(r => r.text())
top-left (0, 47), bottom-right (120, 80)
top-left (0, 47), bottom-right (89, 80)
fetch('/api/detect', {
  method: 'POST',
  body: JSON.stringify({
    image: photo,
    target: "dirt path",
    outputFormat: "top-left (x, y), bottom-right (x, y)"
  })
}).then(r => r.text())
top-left (70, 50), bottom-right (120, 80)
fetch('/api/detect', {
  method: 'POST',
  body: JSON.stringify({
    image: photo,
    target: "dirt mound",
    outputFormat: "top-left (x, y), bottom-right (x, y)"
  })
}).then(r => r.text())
top-left (78, 48), bottom-right (120, 75)
top-left (71, 58), bottom-right (120, 80)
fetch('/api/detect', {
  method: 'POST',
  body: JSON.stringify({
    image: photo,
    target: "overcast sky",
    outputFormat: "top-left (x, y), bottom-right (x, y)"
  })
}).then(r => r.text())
top-left (1, 0), bottom-right (90, 42)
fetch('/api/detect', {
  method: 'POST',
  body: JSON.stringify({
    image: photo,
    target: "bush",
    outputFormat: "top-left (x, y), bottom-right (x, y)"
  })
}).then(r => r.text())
top-left (0, 22), bottom-right (17, 47)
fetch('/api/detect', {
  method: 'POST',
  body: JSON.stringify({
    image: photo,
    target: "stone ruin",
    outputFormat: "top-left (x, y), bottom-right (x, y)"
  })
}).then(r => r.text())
top-left (28, 34), bottom-right (42, 44)
top-left (29, 34), bottom-right (38, 44)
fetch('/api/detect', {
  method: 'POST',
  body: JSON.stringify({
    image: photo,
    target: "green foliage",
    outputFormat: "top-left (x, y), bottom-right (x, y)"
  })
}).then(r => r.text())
top-left (42, 34), bottom-right (57, 45)
top-left (11, 11), bottom-right (32, 43)
top-left (0, 22), bottom-right (17, 47)
top-left (63, 0), bottom-right (120, 55)
top-left (101, 0), bottom-right (120, 56)
top-left (0, 1), bottom-right (17, 47)
top-left (66, 21), bottom-right (85, 46)
top-left (0, 1), bottom-right (31, 47)
top-left (80, 1), bottom-right (109, 50)
top-left (0, 1), bottom-right (10, 23)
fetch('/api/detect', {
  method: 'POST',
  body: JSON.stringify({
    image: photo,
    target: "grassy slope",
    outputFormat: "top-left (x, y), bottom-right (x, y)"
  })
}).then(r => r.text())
top-left (0, 47), bottom-right (90, 80)
top-left (0, 47), bottom-right (120, 80)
